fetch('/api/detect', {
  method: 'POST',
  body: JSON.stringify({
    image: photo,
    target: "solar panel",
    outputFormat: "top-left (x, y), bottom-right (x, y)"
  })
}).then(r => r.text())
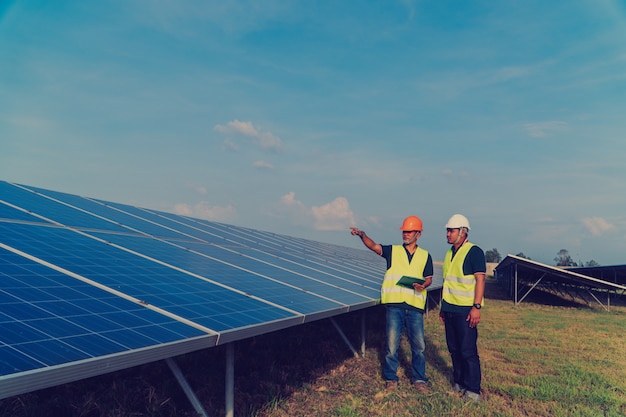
top-left (0, 180), bottom-right (392, 399)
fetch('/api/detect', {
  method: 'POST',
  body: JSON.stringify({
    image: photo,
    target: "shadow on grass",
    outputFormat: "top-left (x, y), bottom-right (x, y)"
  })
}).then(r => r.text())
top-left (167, 307), bottom-right (394, 416)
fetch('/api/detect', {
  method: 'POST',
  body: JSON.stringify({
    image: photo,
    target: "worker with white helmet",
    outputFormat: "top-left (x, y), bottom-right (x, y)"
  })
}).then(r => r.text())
top-left (440, 214), bottom-right (486, 402)
top-left (350, 216), bottom-right (433, 394)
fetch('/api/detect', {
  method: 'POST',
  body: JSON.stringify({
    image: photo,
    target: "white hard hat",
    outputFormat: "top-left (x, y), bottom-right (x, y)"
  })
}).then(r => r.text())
top-left (446, 214), bottom-right (470, 230)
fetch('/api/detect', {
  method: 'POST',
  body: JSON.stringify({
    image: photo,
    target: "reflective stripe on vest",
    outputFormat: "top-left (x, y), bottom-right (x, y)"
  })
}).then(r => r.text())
top-left (381, 245), bottom-right (428, 310)
top-left (442, 242), bottom-right (481, 307)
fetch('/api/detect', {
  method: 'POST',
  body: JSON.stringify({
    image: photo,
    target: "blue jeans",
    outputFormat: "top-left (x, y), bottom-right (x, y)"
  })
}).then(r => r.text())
top-left (383, 305), bottom-right (427, 383)
top-left (443, 311), bottom-right (481, 393)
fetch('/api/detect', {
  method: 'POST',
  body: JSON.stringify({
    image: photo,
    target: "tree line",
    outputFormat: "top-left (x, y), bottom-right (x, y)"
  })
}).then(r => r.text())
top-left (484, 248), bottom-right (599, 267)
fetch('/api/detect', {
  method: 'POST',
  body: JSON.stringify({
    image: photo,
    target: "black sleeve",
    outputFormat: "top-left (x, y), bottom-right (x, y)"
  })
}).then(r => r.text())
top-left (424, 253), bottom-right (434, 277)
top-left (381, 245), bottom-right (393, 270)
top-left (464, 245), bottom-right (486, 275)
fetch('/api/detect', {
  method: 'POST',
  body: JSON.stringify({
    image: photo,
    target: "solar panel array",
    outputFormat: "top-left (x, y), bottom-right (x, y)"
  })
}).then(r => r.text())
top-left (495, 255), bottom-right (626, 310)
top-left (0, 181), bottom-right (399, 399)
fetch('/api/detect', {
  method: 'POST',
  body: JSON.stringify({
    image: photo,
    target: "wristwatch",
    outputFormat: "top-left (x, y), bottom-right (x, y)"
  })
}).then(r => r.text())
top-left (473, 303), bottom-right (482, 309)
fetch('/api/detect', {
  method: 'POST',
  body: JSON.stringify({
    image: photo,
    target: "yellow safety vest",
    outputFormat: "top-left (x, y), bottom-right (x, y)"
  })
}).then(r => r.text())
top-left (381, 245), bottom-right (429, 310)
top-left (442, 242), bottom-right (483, 307)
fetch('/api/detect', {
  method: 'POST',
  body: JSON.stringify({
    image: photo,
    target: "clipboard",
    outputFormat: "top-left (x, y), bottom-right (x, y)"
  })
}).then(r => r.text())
top-left (396, 275), bottom-right (426, 288)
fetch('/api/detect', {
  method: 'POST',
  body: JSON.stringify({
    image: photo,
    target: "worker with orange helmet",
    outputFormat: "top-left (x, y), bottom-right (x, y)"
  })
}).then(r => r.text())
top-left (350, 215), bottom-right (433, 394)
top-left (440, 214), bottom-right (486, 402)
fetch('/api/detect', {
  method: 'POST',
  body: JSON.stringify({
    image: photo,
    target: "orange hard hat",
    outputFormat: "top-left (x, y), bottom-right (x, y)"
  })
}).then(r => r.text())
top-left (399, 215), bottom-right (423, 232)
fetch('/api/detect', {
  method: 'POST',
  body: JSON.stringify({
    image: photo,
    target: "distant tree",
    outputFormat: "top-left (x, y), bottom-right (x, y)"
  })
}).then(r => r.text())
top-left (554, 249), bottom-right (577, 266)
top-left (515, 252), bottom-right (531, 260)
top-left (485, 248), bottom-right (501, 263)
top-left (585, 260), bottom-right (600, 267)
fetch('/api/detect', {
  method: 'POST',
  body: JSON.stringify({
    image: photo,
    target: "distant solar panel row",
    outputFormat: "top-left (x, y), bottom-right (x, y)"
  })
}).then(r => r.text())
top-left (0, 180), bottom-right (387, 398)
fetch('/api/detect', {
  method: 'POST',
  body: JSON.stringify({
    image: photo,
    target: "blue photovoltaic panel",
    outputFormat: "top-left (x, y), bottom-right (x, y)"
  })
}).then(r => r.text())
top-left (0, 180), bottom-right (388, 399)
top-left (0, 201), bottom-right (52, 224)
top-left (24, 185), bottom-right (201, 241)
top-left (89, 232), bottom-right (347, 313)
top-left (180, 240), bottom-right (380, 301)
top-left (187, 218), bottom-right (385, 280)
top-left (0, 246), bottom-right (207, 376)
top-left (13, 182), bottom-right (384, 302)
top-left (95, 199), bottom-right (251, 247)
top-left (90, 231), bottom-right (371, 312)
top-left (80, 202), bottom-right (387, 297)
top-left (138, 211), bottom-right (386, 292)
top-left (0, 183), bottom-right (129, 233)
top-left (0, 222), bottom-right (298, 331)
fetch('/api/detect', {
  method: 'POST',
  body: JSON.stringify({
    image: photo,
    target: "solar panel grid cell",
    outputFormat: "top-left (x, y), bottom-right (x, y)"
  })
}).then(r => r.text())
top-left (3, 184), bottom-right (128, 233)
top-left (0, 202), bottom-right (50, 224)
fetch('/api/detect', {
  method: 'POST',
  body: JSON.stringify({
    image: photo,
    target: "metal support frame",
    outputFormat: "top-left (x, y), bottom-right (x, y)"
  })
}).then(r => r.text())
top-left (515, 276), bottom-right (617, 311)
top-left (166, 358), bottom-right (210, 417)
top-left (225, 343), bottom-right (234, 417)
top-left (585, 288), bottom-right (609, 311)
top-left (559, 285), bottom-right (614, 311)
top-left (330, 317), bottom-right (361, 358)
top-left (360, 311), bottom-right (366, 356)
top-left (515, 273), bottom-right (546, 305)
top-left (425, 288), bottom-right (442, 316)
top-left (167, 315), bottom-right (371, 417)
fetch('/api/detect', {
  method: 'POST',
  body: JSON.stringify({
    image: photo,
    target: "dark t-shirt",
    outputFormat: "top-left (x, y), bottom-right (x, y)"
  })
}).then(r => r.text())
top-left (441, 244), bottom-right (486, 314)
top-left (380, 244), bottom-right (434, 311)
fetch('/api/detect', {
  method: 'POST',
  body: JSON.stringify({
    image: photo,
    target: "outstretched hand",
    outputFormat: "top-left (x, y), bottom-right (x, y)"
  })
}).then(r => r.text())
top-left (350, 227), bottom-right (364, 237)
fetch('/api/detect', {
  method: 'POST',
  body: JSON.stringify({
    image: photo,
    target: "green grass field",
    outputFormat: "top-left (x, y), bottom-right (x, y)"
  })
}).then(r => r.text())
top-left (1, 280), bottom-right (625, 417)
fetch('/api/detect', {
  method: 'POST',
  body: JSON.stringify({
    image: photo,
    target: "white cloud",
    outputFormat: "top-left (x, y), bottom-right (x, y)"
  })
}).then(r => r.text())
top-left (173, 201), bottom-right (236, 221)
top-left (311, 197), bottom-right (356, 231)
top-left (276, 192), bottom-right (313, 226)
top-left (252, 160), bottom-right (274, 170)
top-left (523, 121), bottom-right (568, 138)
top-left (214, 119), bottom-right (283, 151)
top-left (442, 168), bottom-right (469, 181)
top-left (275, 192), bottom-right (356, 231)
top-left (222, 138), bottom-right (240, 152)
top-left (582, 217), bottom-right (615, 236)
top-left (184, 182), bottom-right (207, 195)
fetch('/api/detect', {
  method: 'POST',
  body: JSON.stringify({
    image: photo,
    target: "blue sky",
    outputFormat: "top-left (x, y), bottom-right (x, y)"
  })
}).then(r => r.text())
top-left (1, 0), bottom-right (625, 266)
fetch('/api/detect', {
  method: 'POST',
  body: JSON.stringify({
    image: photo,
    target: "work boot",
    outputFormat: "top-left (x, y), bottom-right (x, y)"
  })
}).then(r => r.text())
top-left (463, 390), bottom-right (480, 402)
top-left (413, 381), bottom-right (430, 394)
top-left (385, 380), bottom-right (398, 391)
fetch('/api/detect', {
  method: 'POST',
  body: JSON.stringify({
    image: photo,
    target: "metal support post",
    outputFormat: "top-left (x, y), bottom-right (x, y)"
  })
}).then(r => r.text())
top-left (225, 343), bottom-right (234, 417)
top-left (330, 317), bottom-right (360, 358)
top-left (360, 311), bottom-right (366, 356)
top-left (166, 358), bottom-right (209, 417)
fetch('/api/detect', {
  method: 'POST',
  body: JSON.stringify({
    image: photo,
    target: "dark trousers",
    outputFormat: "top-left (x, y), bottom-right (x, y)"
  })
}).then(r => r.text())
top-left (443, 311), bottom-right (481, 393)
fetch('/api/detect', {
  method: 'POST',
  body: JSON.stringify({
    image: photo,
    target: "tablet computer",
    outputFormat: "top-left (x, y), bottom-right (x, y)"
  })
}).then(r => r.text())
top-left (396, 275), bottom-right (426, 288)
